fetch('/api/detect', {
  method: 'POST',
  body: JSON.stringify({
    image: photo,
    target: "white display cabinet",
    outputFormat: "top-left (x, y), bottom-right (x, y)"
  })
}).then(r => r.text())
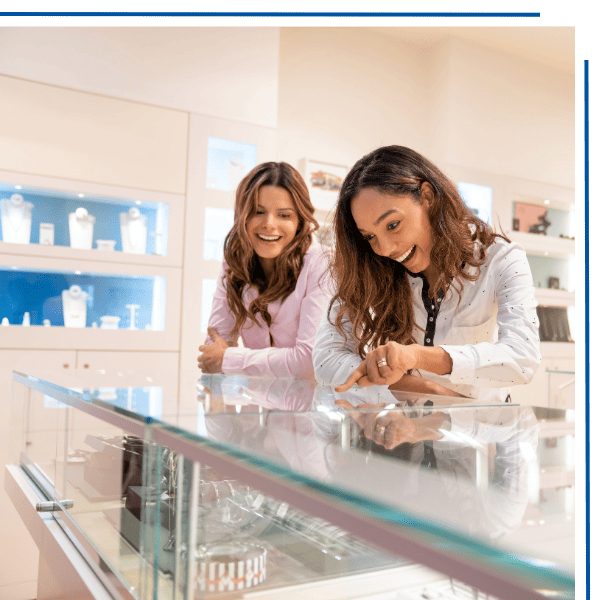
top-left (444, 165), bottom-right (576, 408)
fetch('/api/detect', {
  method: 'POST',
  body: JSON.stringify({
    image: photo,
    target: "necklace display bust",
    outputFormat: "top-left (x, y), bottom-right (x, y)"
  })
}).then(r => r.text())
top-left (120, 206), bottom-right (147, 254)
top-left (62, 285), bottom-right (89, 328)
top-left (1, 194), bottom-right (33, 244)
top-left (68, 207), bottom-right (96, 250)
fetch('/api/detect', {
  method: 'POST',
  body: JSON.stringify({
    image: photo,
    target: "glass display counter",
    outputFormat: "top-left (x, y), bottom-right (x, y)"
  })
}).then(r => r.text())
top-left (7, 370), bottom-right (575, 600)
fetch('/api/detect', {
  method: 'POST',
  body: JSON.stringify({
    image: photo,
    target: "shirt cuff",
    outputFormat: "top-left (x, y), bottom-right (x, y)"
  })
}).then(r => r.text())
top-left (221, 346), bottom-right (246, 373)
top-left (439, 344), bottom-right (476, 385)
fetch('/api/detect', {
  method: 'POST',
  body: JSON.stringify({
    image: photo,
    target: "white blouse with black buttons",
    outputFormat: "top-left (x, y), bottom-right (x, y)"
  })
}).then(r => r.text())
top-left (312, 238), bottom-right (542, 403)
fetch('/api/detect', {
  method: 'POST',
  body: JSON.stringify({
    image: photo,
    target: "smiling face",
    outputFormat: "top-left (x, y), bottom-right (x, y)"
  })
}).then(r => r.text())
top-left (246, 185), bottom-right (300, 277)
top-left (350, 184), bottom-right (437, 280)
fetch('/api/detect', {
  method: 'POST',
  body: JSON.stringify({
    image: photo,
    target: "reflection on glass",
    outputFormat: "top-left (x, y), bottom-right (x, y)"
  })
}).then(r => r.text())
top-left (458, 182), bottom-right (492, 225)
top-left (206, 137), bottom-right (257, 192)
top-left (203, 207), bottom-right (234, 262)
top-left (10, 372), bottom-right (575, 600)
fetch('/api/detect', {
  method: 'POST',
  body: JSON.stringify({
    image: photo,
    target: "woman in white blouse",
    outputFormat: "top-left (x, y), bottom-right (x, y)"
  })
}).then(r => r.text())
top-left (313, 145), bottom-right (541, 403)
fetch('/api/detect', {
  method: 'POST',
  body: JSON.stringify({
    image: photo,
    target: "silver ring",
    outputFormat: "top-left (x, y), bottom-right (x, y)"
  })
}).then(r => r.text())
top-left (377, 425), bottom-right (386, 437)
top-left (377, 358), bottom-right (387, 368)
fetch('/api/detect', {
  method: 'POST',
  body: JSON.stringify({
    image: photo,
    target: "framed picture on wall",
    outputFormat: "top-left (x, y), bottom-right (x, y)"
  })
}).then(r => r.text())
top-left (299, 158), bottom-right (347, 212)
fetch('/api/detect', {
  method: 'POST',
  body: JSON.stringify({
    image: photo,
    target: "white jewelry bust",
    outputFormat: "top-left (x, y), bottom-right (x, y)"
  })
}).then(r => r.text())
top-left (61, 285), bottom-right (89, 328)
top-left (68, 207), bottom-right (95, 250)
top-left (1, 194), bottom-right (33, 244)
top-left (120, 206), bottom-right (147, 254)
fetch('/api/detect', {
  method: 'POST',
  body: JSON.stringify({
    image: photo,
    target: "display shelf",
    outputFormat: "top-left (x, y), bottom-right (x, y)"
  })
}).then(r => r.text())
top-left (0, 254), bottom-right (181, 351)
top-left (0, 236), bottom-right (184, 268)
top-left (0, 169), bottom-right (185, 268)
top-left (534, 288), bottom-right (575, 308)
top-left (509, 230), bottom-right (575, 259)
top-left (511, 194), bottom-right (573, 239)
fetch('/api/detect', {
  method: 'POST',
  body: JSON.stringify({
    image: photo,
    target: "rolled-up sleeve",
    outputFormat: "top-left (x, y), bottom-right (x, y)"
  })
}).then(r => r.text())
top-left (222, 249), bottom-right (332, 379)
top-left (440, 243), bottom-right (541, 388)
top-left (312, 299), bottom-right (365, 386)
top-left (205, 263), bottom-right (238, 345)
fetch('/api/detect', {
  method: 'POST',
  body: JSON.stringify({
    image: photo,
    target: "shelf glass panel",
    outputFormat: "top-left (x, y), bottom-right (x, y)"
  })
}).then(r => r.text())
top-left (0, 266), bottom-right (166, 330)
top-left (0, 180), bottom-right (169, 256)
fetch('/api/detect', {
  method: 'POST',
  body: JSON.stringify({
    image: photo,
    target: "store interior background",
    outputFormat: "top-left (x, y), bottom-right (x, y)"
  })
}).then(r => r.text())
top-left (0, 27), bottom-right (575, 599)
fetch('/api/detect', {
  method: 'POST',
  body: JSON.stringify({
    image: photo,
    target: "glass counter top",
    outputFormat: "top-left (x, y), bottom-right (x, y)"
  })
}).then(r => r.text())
top-left (10, 369), bottom-right (576, 600)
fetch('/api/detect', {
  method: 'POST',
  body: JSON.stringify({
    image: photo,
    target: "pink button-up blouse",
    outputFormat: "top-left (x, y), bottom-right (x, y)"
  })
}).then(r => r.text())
top-left (205, 243), bottom-right (332, 379)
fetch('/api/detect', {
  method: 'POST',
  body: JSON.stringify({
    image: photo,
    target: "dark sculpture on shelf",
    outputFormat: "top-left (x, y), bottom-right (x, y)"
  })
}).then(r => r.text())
top-left (528, 211), bottom-right (551, 235)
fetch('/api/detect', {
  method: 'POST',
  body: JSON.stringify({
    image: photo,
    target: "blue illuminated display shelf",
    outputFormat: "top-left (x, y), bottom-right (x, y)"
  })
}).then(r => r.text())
top-left (0, 181), bottom-right (169, 256)
top-left (0, 266), bottom-right (165, 330)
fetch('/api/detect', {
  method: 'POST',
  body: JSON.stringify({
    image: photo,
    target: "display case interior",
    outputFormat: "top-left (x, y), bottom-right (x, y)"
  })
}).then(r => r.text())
top-left (8, 371), bottom-right (575, 600)
top-left (0, 180), bottom-right (170, 256)
top-left (512, 195), bottom-right (574, 240)
top-left (0, 265), bottom-right (166, 330)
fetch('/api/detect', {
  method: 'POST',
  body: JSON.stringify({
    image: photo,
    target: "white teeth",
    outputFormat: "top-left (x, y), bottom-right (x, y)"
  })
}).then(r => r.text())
top-left (396, 246), bottom-right (414, 262)
top-left (258, 234), bottom-right (281, 241)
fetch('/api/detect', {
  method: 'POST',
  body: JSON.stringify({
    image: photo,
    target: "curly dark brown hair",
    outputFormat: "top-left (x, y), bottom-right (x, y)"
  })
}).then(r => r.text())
top-left (330, 145), bottom-right (508, 358)
top-left (223, 162), bottom-right (319, 336)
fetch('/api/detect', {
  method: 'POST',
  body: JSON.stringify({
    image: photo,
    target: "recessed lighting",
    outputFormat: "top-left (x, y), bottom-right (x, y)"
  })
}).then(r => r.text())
top-left (74, 271), bottom-right (82, 275)
top-left (544, 199), bottom-right (550, 205)
top-left (15, 185), bottom-right (22, 190)
top-left (78, 193), bottom-right (85, 198)
top-left (135, 201), bottom-right (142, 205)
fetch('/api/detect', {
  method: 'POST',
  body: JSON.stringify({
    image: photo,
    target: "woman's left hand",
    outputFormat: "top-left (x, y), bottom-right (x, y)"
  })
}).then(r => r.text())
top-left (197, 327), bottom-right (230, 373)
top-left (335, 342), bottom-right (419, 392)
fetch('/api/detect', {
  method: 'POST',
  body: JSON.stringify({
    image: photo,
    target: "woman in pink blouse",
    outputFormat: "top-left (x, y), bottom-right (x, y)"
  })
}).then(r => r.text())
top-left (197, 162), bottom-right (331, 379)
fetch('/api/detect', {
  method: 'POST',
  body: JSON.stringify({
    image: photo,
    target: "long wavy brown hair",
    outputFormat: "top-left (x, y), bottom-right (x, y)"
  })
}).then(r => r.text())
top-left (223, 162), bottom-right (318, 337)
top-left (331, 145), bottom-right (508, 358)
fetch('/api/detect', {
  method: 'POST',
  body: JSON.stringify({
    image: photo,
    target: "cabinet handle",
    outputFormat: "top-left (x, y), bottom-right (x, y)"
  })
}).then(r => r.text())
top-left (83, 364), bottom-right (90, 369)
top-left (63, 363), bottom-right (69, 369)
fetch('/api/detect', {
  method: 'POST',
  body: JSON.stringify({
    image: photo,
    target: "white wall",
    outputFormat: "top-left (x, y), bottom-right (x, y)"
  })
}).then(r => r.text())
top-left (0, 27), bottom-right (280, 129)
top-left (439, 37), bottom-right (574, 188)
top-left (276, 28), bottom-right (574, 190)
top-left (276, 28), bottom-right (431, 173)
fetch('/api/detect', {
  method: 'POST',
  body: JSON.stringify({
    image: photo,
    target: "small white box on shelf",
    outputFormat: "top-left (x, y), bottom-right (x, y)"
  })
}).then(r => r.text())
top-left (39, 223), bottom-right (54, 246)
